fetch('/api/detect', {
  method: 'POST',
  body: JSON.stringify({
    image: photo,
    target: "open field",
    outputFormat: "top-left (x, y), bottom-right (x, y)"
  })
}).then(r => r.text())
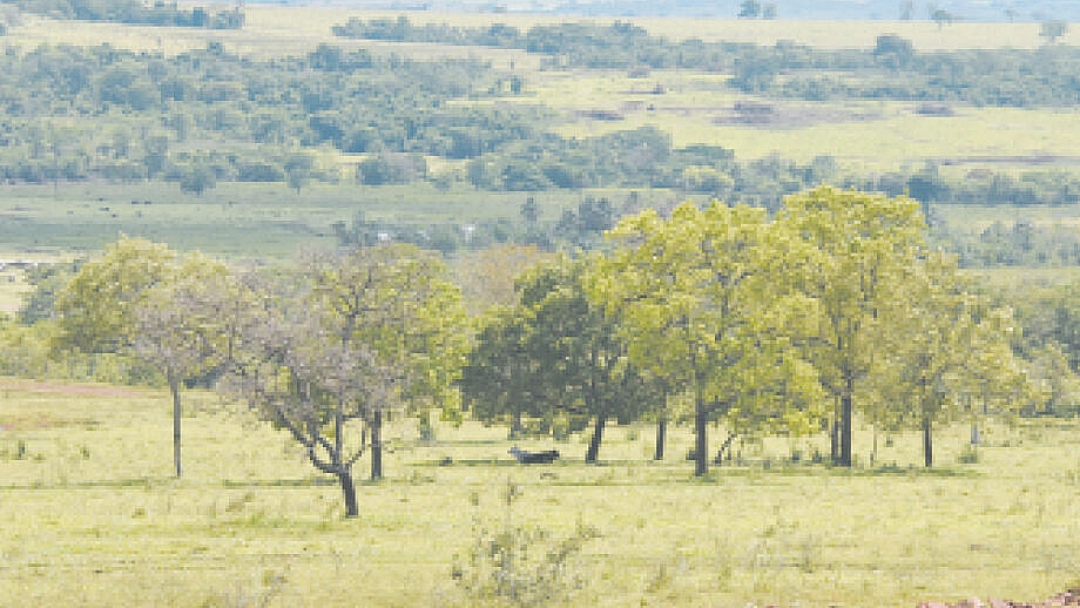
top-left (0, 254), bottom-right (66, 314)
top-left (1, 378), bottom-right (1078, 607)
top-left (0, 270), bottom-right (28, 314)
top-left (0, 182), bottom-right (592, 258)
top-left (9, 9), bottom-right (1070, 59)
top-left (531, 69), bottom-right (1080, 167)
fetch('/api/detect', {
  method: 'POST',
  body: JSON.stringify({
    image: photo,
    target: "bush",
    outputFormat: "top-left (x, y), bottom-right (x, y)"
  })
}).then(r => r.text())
top-left (452, 479), bottom-right (599, 607)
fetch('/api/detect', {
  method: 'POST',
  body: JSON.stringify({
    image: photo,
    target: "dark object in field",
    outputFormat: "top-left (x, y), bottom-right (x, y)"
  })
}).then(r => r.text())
top-left (509, 446), bottom-right (560, 464)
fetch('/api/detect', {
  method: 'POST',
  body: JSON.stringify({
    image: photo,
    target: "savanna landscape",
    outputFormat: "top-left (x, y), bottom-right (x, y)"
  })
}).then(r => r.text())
top-left (1, 0), bottom-right (1080, 606)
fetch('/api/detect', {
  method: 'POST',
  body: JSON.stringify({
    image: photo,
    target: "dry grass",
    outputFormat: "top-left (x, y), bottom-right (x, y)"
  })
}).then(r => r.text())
top-left (0, 270), bottom-right (29, 314)
top-left (532, 70), bottom-right (1080, 167)
top-left (7, 9), bottom-right (1070, 61)
top-left (1, 378), bottom-right (1078, 607)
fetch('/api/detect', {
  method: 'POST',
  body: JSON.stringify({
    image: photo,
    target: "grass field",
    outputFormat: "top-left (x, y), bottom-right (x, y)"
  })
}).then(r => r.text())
top-left (1, 378), bottom-right (1078, 607)
top-left (0, 269), bottom-right (30, 314)
top-left (11, 9), bottom-right (1068, 59)
top-left (0, 182), bottom-right (593, 259)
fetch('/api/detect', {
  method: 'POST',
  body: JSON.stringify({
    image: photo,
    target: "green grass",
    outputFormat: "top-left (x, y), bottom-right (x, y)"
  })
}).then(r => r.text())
top-left (1, 377), bottom-right (1078, 607)
top-left (0, 269), bottom-right (30, 314)
top-left (0, 182), bottom-right (589, 259)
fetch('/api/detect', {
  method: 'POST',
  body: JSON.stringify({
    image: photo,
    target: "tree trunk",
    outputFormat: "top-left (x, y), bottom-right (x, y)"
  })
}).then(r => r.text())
top-left (839, 375), bottom-right (854, 467)
top-left (170, 374), bottom-right (182, 478)
top-left (339, 468), bottom-right (358, 518)
top-left (585, 414), bottom-right (607, 463)
top-left (694, 398), bottom-right (708, 477)
top-left (923, 415), bottom-right (933, 468)
top-left (511, 409), bottom-right (523, 439)
top-left (370, 409), bottom-right (383, 481)
top-left (830, 418), bottom-right (839, 465)
top-left (654, 416), bottom-right (666, 461)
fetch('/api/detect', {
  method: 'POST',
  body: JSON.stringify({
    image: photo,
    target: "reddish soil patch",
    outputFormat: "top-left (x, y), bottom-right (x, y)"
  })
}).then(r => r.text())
top-left (0, 379), bottom-right (145, 430)
top-left (0, 378), bottom-right (148, 399)
top-left (917, 589), bottom-right (1080, 608)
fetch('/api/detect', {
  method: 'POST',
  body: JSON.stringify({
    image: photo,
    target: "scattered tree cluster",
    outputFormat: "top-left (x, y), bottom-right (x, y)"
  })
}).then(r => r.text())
top-left (5, 187), bottom-right (1079, 516)
top-left (463, 187), bottom-right (1029, 476)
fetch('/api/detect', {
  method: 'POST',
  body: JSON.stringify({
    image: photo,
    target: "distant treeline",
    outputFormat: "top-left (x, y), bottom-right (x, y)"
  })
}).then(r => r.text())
top-left (335, 17), bottom-right (1080, 107)
top-left (1, 41), bottom-right (1079, 217)
top-left (0, 0), bottom-right (244, 28)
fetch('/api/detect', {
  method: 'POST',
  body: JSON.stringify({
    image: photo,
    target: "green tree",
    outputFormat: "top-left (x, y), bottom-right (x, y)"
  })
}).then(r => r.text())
top-left (54, 237), bottom-right (229, 477)
top-left (461, 306), bottom-right (542, 437)
top-left (1040, 20), bottom-right (1069, 45)
top-left (738, 0), bottom-right (761, 18)
top-left (594, 201), bottom-right (822, 477)
top-left (180, 163), bottom-right (216, 195)
top-left (929, 5), bottom-right (956, 28)
top-left (284, 153), bottom-right (314, 193)
top-left (875, 253), bottom-right (1031, 466)
top-left (776, 186), bottom-right (925, 467)
top-left (521, 256), bottom-right (655, 461)
top-left (885, 253), bottom-right (976, 466)
top-left (54, 236), bottom-right (177, 354)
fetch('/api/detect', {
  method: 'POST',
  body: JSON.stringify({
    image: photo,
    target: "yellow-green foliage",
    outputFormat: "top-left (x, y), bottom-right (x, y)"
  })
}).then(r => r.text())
top-left (1, 378), bottom-right (1078, 607)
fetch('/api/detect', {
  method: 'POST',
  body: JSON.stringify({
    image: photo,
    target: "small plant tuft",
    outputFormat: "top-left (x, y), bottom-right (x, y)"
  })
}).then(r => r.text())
top-left (453, 478), bottom-right (600, 607)
top-left (957, 445), bottom-right (980, 464)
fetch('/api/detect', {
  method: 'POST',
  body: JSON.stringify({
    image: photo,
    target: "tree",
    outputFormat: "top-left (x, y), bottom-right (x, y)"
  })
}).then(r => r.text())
top-left (55, 236), bottom-right (177, 355)
top-left (305, 244), bottom-right (467, 479)
top-left (132, 253), bottom-right (232, 477)
top-left (738, 0), bottom-right (761, 18)
top-left (522, 257), bottom-right (655, 461)
top-left (284, 153), bottom-right (314, 193)
top-left (929, 5), bottom-right (956, 28)
top-left (761, 3), bottom-right (777, 19)
top-left (224, 280), bottom-right (394, 518)
top-left (899, 0), bottom-right (915, 20)
top-left (179, 163), bottom-right (216, 195)
top-left (54, 237), bottom-right (227, 478)
top-left (454, 244), bottom-right (553, 317)
top-left (1040, 20), bottom-right (1069, 45)
top-left (877, 253), bottom-right (1029, 466)
top-left (776, 186), bottom-right (925, 467)
top-left (460, 306), bottom-right (543, 438)
top-left (594, 201), bottom-right (822, 477)
top-left (462, 256), bottom-right (656, 459)
top-left (874, 34), bottom-right (915, 69)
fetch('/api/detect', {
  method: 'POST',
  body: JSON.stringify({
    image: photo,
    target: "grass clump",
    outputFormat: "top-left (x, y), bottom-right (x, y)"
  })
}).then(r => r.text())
top-left (452, 478), bottom-right (600, 607)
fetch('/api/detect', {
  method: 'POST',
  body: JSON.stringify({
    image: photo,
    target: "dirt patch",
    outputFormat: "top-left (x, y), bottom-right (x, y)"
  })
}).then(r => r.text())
top-left (711, 101), bottom-right (883, 129)
top-left (937, 154), bottom-right (1080, 167)
top-left (0, 378), bottom-right (148, 399)
top-left (917, 588), bottom-right (1080, 608)
top-left (0, 380), bottom-right (142, 430)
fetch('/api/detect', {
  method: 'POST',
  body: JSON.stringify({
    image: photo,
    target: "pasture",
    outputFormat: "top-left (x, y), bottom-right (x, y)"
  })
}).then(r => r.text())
top-left (0, 269), bottom-right (29, 314)
top-left (1, 378), bottom-right (1078, 607)
top-left (9, 9), bottom-right (1071, 60)
top-left (0, 182), bottom-right (589, 259)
